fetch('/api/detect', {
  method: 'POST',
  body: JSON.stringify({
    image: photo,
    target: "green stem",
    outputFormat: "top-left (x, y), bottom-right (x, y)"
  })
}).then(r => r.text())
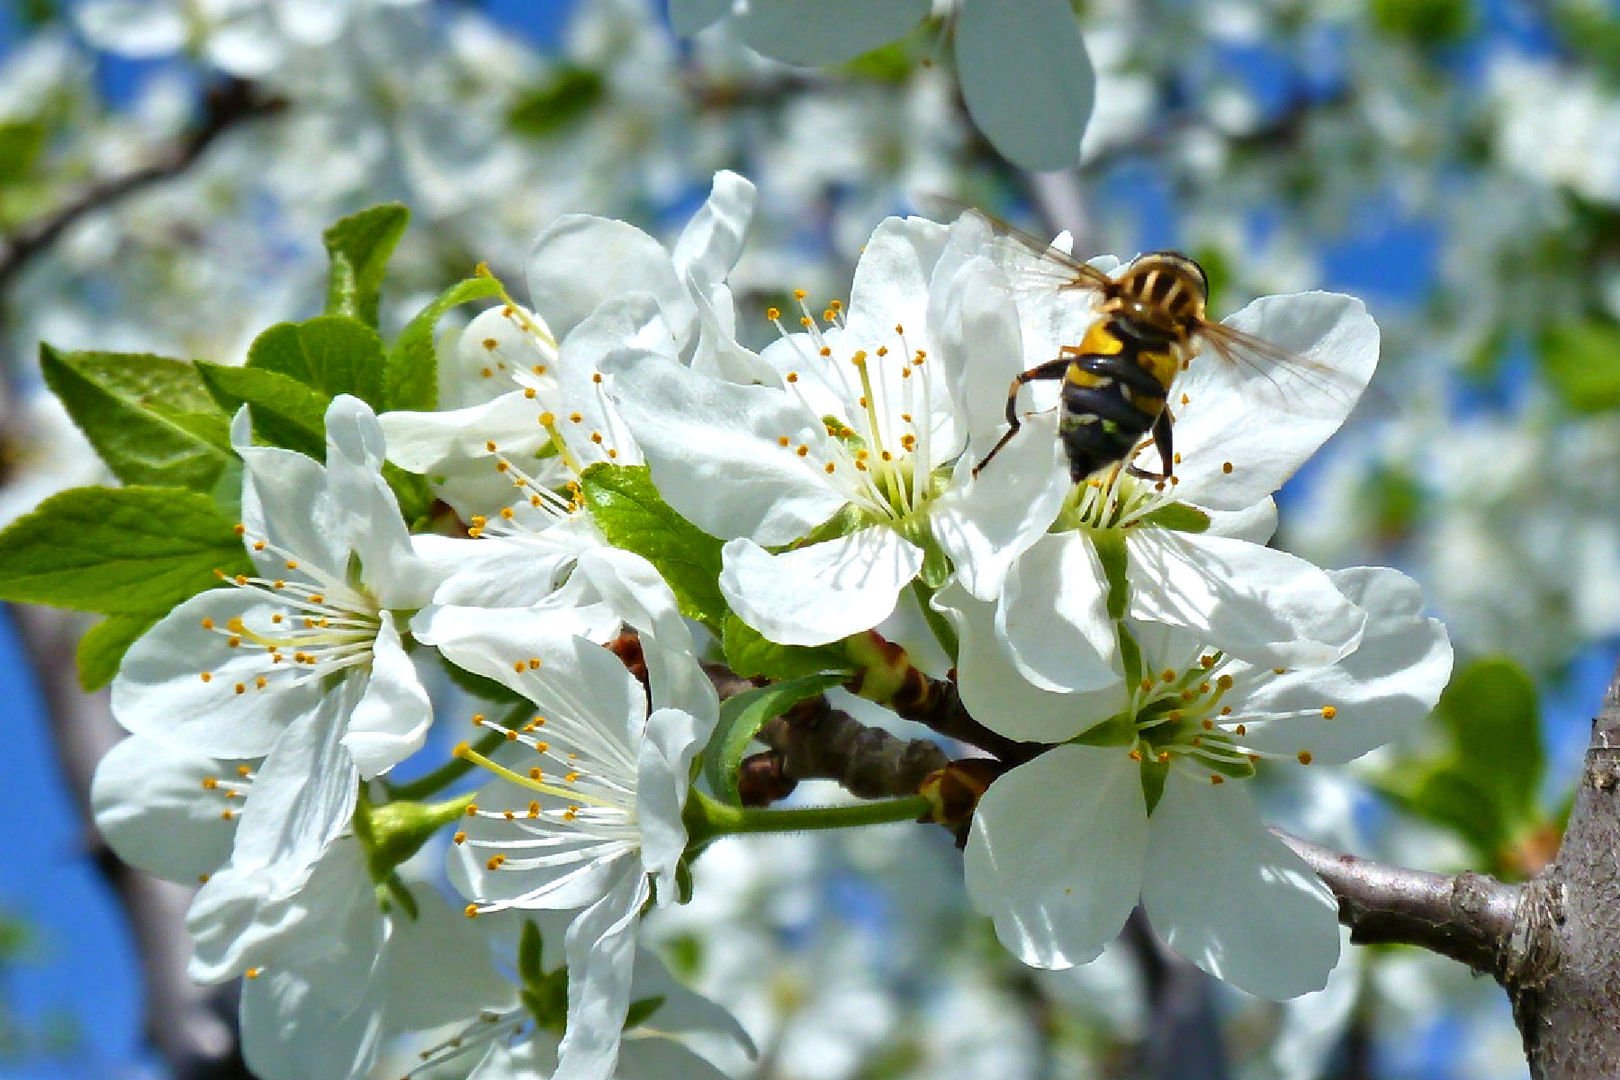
top-left (909, 578), bottom-right (959, 665)
top-left (684, 788), bottom-right (930, 847)
top-left (383, 701), bottom-right (530, 801)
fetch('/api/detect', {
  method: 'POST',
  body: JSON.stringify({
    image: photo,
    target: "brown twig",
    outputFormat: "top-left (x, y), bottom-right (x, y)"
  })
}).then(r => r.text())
top-left (758, 694), bottom-right (949, 799)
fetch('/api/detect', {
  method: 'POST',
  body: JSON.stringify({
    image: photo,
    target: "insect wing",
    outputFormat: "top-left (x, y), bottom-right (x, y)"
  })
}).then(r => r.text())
top-left (1196, 310), bottom-right (1366, 418)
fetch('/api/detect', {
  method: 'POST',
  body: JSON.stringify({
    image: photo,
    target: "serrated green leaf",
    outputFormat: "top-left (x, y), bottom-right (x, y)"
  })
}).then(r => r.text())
top-left (386, 276), bottom-right (503, 411)
top-left (721, 613), bottom-right (856, 681)
top-left (1538, 319), bottom-right (1620, 414)
top-left (1133, 502), bottom-right (1210, 533)
top-left (0, 486), bottom-right (250, 614)
top-left (39, 344), bottom-right (231, 490)
top-left (1438, 656), bottom-right (1543, 822)
top-left (247, 317), bottom-right (386, 408)
top-left (579, 464), bottom-right (727, 631)
top-left (322, 204), bottom-right (409, 327)
top-left (508, 66), bottom-right (605, 138)
top-left (703, 673), bottom-right (846, 804)
top-left (197, 361), bottom-right (329, 457)
top-left (76, 612), bottom-right (158, 690)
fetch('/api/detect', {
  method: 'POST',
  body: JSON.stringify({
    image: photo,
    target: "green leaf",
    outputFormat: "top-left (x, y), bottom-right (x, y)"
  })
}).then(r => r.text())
top-left (385, 276), bottom-right (504, 411)
top-left (623, 995), bottom-right (667, 1030)
top-left (1369, 0), bottom-right (1474, 45)
top-left (1437, 657), bottom-right (1543, 823)
top-left (39, 345), bottom-right (231, 491)
top-left (0, 120), bottom-right (46, 184)
top-left (508, 66), bottom-right (605, 139)
top-left (0, 487), bottom-right (251, 614)
top-left (579, 464), bottom-right (728, 631)
top-left (1403, 770), bottom-right (1506, 859)
top-left (1132, 502), bottom-right (1210, 533)
top-left (322, 204), bottom-right (409, 327)
top-left (76, 612), bottom-right (158, 690)
top-left (197, 361), bottom-right (329, 458)
top-left (247, 316), bottom-right (386, 409)
top-left (1093, 528), bottom-right (1129, 621)
top-left (1537, 319), bottom-right (1620, 413)
top-left (703, 673), bottom-right (846, 804)
top-left (721, 613), bottom-right (857, 681)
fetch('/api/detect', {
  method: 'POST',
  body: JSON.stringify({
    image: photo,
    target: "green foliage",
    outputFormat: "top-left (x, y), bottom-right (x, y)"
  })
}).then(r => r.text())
top-left (1552, 2), bottom-right (1620, 79)
top-left (721, 613), bottom-right (856, 682)
top-left (197, 360), bottom-right (330, 458)
top-left (322, 203), bottom-right (409, 328)
top-left (385, 275), bottom-right (504, 411)
top-left (39, 345), bottom-right (232, 491)
top-left (75, 612), bottom-right (159, 691)
top-left (703, 673), bottom-right (846, 804)
top-left (1376, 657), bottom-right (1548, 878)
top-left (247, 316), bottom-right (387, 409)
top-left (1537, 318), bottom-right (1620, 413)
top-left (1369, 0), bottom-right (1474, 45)
top-left (509, 66), bottom-right (606, 138)
top-left (579, 464), bottom-right (728, 632)
top-left (0, 121), bottom-right (45, 185)
top-left (0, 487), bottom-right (250, 614)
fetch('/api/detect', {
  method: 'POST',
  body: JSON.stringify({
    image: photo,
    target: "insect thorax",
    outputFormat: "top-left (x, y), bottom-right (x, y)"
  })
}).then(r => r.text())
top-left (1109, 253), bottom-right (1208, 338)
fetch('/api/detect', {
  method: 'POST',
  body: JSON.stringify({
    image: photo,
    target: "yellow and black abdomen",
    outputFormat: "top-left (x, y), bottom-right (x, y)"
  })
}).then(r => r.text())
top-left (1058, 317), bottom-right (1183, 483)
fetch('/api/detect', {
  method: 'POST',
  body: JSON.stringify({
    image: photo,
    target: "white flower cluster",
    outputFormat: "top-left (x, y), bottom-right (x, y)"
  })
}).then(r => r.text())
top-left (90, 171), bottom-right (1451, 1078)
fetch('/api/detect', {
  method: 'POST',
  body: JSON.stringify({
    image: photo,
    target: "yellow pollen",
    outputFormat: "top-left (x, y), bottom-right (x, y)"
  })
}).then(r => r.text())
top-left (793, 289), bottom-right (807, 301)
top-left (786, 372), bottom-right (799, 383)
top-left (270, 614), bottom-right (283, 624)
top-left (202, 777), bottom-right (219, 790)
top-left (221, 808), bottom-right (235, 820)
top-left (565, 771), bottom-right (581, 783)
top-left (829, 299), bottom-right (843, 311)
top-left (485, 440), bottom-right (497, 452)
top-left (592, 373), bottom-right (603, 384)
top-left (464, 904), bottom-right (479, 919)
top-left (1322, 705), bottom-right (1338, 719)
top-left (563, 807), bottom-right (579, 821)
top-left (232, 523), bottom-right (246, 536)
top-left (1139, 678), bottom-right (1154, 692)
top-left (245, 967), bottom-right (262, 979)
top-left (1210, 774), bottom-right (1225, 785)
top-left (233, 683), bottom-right (246, 695)
top-left (569, 412), bottom-right (583, 423)
top-left (481, 367), bottom-right (494, 378)
top-left (1221, 705), bottom-right (1233, 715)
top-left (533, 364), bottom-right (547, 375)
top-left (465, 804), bottom-right (479, 816)
top-left (590, 432), bottom-right (603, 444)
top-left (539, 411), bottom-right (555, 426)
top-left (1273, 667), bottom-right (1287, 676)
top-left (1161, 669), bottom-right (1176, 683)
top-left (236, 765), bottom-right (251, 777)
top-left (876, 346), bottom-right (888, 356)
top-left (801, 317), bottom-right (813, 329)
top-left (528, 658), bottom-right (541, 669)
top-left (1297, 750), bottom-right (1314, 765)
top-left (766, 306), bottom-right (781, 320)
top-left (529, 767), bottom-right (542, 780)
top-left (200, 671), bottom-right (212, 683)
top-left (487, 854), bottom-right (506, 870)
top-left (1128, 749), bottom-right (1142, 762)
top-left (253, 540), bottom-right (265, 551)
top-left (1235, 724), bottom-right (1247, 736)
top-left (201, 617), bottom-right (215, 629)
top-left (796, 445), bottom-right (809, 457)
top-left (255, 676), bottom-right (267, 690)
top-left (1156, 751), bottom-right (1170, 764)
top-left (1174, 453), bottom-right (1183, 464)
top-left (818, 345), bottom-right (831, 357)
top-left (1217, 674), bottom-right (1234, 690)
top-left (504, 728), bottom-right (518, 741)
top-left (777, 436), bottom-right (790, 447)
top-left (1202, 719), bottom-right (1214, 730)
top-left (528, 802), bottom-right (540, 818)
top-left (824, 462), bottom-right (836, 473)
top-left (453, 831), bottom-right (467, 845)
top-left (1222, 462), bottom-right (1234, 474)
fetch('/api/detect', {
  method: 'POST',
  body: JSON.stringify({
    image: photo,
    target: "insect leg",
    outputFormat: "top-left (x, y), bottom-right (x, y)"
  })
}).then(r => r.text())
top-left (1125, 409), bottom-right (1175, 481)
top-left (974, 358), bottom-right (1072, 477)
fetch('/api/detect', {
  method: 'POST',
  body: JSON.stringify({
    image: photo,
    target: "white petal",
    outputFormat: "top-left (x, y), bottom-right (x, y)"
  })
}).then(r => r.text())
top-left (471, 1037), bottom-right (558, 1080)
top-left (672, 171), bottom-right (756, 298)
top-left (383, 886), bottom-right (515, 1030)
top-left (419, 524), bottom-right (598, 609)
top-left (1236, 566), bottom-right (1452, 765)
top-left (617, 1037), bottom-right (734, 1080)
top-left (930, 419), bottom-right (1069, 601)
top-left (636, 707), bottom-right (703, 895)
top-left (843, 217), bottom-right (950, 349)
top-left (1206, 496), bottom-right (1278, 544)
top-left (342, 613), bottom-right (432, 779)
top-left (91, 737), bottom-right (241, 883)
top-left (1142, 777), bottom-right (1340, 1000)
top-left (929, 253), bottom-right (1027, 455)
top-left (323, 396), bottom-right (430, 607)
top-left (965, 746), bottom-right (1146, 968)
top-left (236, 422), bottom-right (347, 580)
top-left (933, 583), bottom-right (1112, 743)
top-left (380, 392), bottom-right (551, 473)
top-left (443, 305), bottom-right (557, 409)
top-left (112, 590), bottom-right (323, 759)
top-left (1164, 293), bottom-right (1378, 512)
top-left (526, 216), bottom-right (692, 346)
top-left (627, 950), bottom-right (755, 1056)
top-left (734, 0), bottom-right (930, 65)
top-left (956, 0), bottom-right (1094, 170)
top-left (719, 528), bottom-right (923, 646)
top-left (999, 532), bottom-right (1117, 693)
top-left (1128, 530), bottom-right (1366, 669)
top-left (602, 354), bottom-right (845, 546)
top-left (670, 0), bottom-right (730, 35)
top-left (75, 1), bottom-right (187, 55)
top-left (554, 867), bottom-right (649, 1080)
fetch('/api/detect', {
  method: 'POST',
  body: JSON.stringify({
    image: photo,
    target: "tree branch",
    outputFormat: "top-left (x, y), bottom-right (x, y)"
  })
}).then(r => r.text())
top-left (1276, 829), bottom-right (1521, 976)
top-left (756, 693), bottom-right (949, 799)
top-left (0, 78), bottom-right (282, 300)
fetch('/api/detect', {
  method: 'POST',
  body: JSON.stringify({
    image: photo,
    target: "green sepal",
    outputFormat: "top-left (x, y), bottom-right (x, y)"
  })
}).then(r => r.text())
top-left (721, 614), bottom-right (857, 682)
top-left (1116, 624), bottom-right (1142, 690)
top-left (623, 995), bottom-right (667, 1030)
top-left (918, 533), bottom-right (951, 588)
top-left (197, 361), bottom-right (329, 458)
top-left (1139, 756), bottom-right (1169, 815)
top-left (246, 316), bottom-right (387, 410)
top-left (509, 65), bottom-right (606, 138)
top-left (579, 464), bottom-right (727, 632)
top-left (1068, 711), bottom-right (1137, 748)
top-left (354, 790), bottom-right (475, 883)
top-left (322, 203), bottom-right (409, 328)
top-left (1092, 528), bottom-right (1129, 621)
top-left (0, 486), bottom-right (251, 614)
top-left (1202, 753), bottom-right (1257, 781)
top-left (385, 276), bottom-right (504, 411)
top-left (517, 920), bottom-right (545, 985)
top-left (796, 503), bottom-right (864, 547)
top-left (703, 673), bottom-right (846, 805)
top-left (1132, 502), bottom-right (1210, 533)
top-left (374, 876), bottom-right (419, 920)
top-left (39, 345), bottom-right (232, 491)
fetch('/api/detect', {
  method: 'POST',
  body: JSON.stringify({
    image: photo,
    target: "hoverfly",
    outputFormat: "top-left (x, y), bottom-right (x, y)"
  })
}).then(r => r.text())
top-left (960, 209), bottom-right (1349, 485)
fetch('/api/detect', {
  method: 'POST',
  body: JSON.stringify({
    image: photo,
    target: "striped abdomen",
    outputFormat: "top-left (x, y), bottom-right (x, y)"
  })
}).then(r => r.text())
top-left (1058, 316), bottom-right (1187, 482)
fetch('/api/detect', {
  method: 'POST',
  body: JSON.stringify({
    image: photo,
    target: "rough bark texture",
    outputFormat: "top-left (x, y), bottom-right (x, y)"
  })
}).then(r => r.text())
top-left (1504, 664), bottom-right (1620, 1078)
